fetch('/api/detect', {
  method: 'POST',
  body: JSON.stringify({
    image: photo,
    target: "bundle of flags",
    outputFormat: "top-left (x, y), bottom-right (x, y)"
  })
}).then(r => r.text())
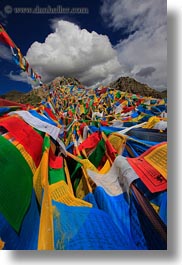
top-left (0, 78), bottom-right (167, 250)
top-left (0, 24), bottom-right (42, 85)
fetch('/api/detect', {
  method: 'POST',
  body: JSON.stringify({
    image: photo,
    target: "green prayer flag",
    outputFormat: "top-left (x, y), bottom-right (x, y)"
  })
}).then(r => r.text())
top-left (88, 139), bottom-right (106, 168)
top-left (0, 135), bottom-right (33, 232)
top-left (49, 167), bottom-right (66, 184)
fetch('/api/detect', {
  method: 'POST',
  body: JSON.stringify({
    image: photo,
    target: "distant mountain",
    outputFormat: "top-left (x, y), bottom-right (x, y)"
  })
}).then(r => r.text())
top-left (56, 76), bottom-right (83, 87)
top-left (0, 76), bottom-right (84, 105)
top-left (0, 90), bottom-right (24, 101)
top-left (0, 88), bottom-right (46, 106)
top-left (161, 90), bottom-right (167, 98)
top-left (109, 76), bottom-right (166, 98)
top-left (1, 75), bottom-right (167, 105)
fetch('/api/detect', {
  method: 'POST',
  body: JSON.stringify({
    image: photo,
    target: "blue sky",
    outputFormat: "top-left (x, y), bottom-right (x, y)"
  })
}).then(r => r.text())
top-left (0, 0), bottom-right (167, 94)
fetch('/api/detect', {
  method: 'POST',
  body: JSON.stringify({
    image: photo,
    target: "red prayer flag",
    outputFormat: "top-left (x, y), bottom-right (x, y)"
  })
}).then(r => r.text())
top-left (78, 132), bottom-right (101, 152)
top-left (49, 148), bottom-right (63, 169)
top-left (0, 25), bottom-right (15, 48)
top-left (127, 143), bottom-right (167, 193)
top-left (44, 107), bottom-right (57, 121)
top-left (105, 139), bottom-right (118, 162)
top-left (0, 116), bottom-right (43, 167)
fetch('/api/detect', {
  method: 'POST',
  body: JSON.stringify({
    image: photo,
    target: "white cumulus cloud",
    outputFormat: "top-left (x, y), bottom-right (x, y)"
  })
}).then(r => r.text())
top-left (0, 43), bottom-right (12, 60)
top-left (7, 71), bottom-right (40, 87)
top-left (26, 20), bottom-right (122, 86)
top-left (101, 0), bottom-right (167, 90)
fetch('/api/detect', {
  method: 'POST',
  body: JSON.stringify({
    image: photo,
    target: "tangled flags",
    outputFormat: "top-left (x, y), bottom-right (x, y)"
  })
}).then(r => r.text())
top-left (0, 82), bottom-right (167, 250)
top-left (0, 24), bottom-right (42, 85)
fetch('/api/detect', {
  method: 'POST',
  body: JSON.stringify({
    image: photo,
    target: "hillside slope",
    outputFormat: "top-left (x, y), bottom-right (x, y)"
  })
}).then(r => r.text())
top-left (109, 76), bottom-right (166, 98)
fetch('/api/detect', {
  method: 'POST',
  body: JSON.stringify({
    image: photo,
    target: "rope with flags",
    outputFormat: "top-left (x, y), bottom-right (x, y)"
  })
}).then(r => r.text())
top-left (0, 83), bottom-right (167, 250)
top-left (0, 24), bottom-right (42, 86)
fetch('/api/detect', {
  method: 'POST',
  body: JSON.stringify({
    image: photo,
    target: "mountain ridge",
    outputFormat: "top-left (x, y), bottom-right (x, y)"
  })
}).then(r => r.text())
top-left (1, 75), bottom-right (167, 105)
top-left (109, 76), bottom-right (166, 98)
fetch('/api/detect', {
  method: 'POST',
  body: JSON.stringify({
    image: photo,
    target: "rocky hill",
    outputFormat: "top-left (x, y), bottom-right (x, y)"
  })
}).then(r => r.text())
top-left (1, 75), bottom-right (167, 105)
top-left (0, 76), bottom-right (83, 105)
top-left (0, 88), bottom-right (47, 106)
top-left (109, 76), bottom-right (166, 98)
top-left (56, 76), bottom-right (83, 87)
